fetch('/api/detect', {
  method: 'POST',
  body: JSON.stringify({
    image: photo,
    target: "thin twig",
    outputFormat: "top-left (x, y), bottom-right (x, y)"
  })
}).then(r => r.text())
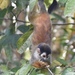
top-left (26, 68), bottom-right (36, 75)
top-left (53, 23), bottom-right (75, 25)
top-left (0, 18), bottom-right (13, 21)
top-left (0, 18), bottom-right (29, 23)
top-left (0, 18), bottom-right (75, 25)
top-left (16, 19), bottom-right (29, 23)
top-left (46, 66), bottom-right (54, 75)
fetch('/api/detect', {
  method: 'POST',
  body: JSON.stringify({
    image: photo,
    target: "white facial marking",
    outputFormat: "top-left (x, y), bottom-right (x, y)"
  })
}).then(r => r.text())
top-left (41, 52), bottom-right (46, 60)
top-left (33, 48), bottom-right (40, 60)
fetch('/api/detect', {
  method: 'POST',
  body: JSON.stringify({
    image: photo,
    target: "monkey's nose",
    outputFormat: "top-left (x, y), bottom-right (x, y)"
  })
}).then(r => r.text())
top-left (40, 54), bottom-right (52, 65)
top-left (40, 57), bottom-right (47, 61)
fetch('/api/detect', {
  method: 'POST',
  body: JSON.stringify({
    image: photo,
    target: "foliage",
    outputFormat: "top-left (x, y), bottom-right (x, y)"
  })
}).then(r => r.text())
top-left (0, 0), bottom-right (75, 75)
top-left (0, 0), bottom-right (9, 10)
top-left (64, 0), bottom-right (75, 16)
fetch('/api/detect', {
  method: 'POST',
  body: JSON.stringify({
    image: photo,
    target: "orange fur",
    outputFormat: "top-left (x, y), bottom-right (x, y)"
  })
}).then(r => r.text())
top-left (32, 61), bottom-right (48, 68)
top-left (32, 13), bottom-right (52, 46)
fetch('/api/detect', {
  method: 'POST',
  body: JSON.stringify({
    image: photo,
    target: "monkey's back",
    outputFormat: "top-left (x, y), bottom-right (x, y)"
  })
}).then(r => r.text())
top-left (32, 13), bottom-right (52, 46)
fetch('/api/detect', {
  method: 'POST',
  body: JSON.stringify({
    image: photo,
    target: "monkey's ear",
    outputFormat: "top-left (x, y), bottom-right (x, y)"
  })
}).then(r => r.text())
top-left (36, 48), bottom-right (41, 54)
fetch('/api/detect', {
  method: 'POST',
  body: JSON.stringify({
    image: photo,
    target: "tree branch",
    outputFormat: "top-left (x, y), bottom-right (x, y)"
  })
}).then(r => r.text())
top-left (53, 23), bottom-right (75, 25)
top-left (0, 18), bottom-right (29, 23)
top-left (16, 19), bottom-right (29, 23)
top-left (0, 18), bottom-right (12, 21)
top-left (0, 18), bottom-right (75, 25)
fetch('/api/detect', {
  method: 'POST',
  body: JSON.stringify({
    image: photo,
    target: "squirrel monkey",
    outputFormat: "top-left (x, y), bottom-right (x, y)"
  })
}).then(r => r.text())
top-left (28, 0), bottom-right (58, 68)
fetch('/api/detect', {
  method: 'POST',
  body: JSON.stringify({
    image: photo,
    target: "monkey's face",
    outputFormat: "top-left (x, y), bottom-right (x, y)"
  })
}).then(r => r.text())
top-left (31, 43), bottom-right (52, 68)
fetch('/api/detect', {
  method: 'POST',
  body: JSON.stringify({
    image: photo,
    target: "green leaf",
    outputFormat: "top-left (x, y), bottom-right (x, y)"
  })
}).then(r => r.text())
top-left (4, 45), bottom-right (13, 61)
top-left (62, 67), bottom-right (75, 75)
top-left (17, 30), bottom-right (32, 49)
top-left (59, 0), bottom-right (68, 4)
top-left (70, 56), bottom-right (75, 63)
top-left (0, 34), bottom-right (21, 51)
top-left (15, 64), bottom-right (32, 75)
top-left (52, 13), bottom-right (65, 22)
top-left (7, 6), bottom-right (14, 13)
top-left (5, 23), bottom-right (15, 35)
top-left (0, 65), bottom-right (11, 75)
top-left (18, 33), bottom-right (33, 54)
top-left (69, 28), bottom-right (75, 31)
top-left (55, 67), bottom-right (62, 75)
top-left (56, 58), bottom-right (67, 65)
top-left (11, 0), bottom-right (17, 3)
top-left (17, 25), bottom-right (30, 33)
top-left (30, 69), bottom-right (37, 75)
top-left (64, 72), bottom-right (75, 75)
top-left (64, 0), bottom-right (75, 16)
top-left (0, 9), bottom-right (7, 25)
top-left (45, 0), bottom-right (53, 7)
top-left (16, 0), bottom-right (29, 9)
top-left (37, 74), bottom-right (45, 75)
top-left (0, 24), bottom-right (21, 51)
top-left (1, 71), bottom-right (11, 75)
top-left (70, 36), bottom-right (75, 44)
top-left (29, 0), bottom-right (38, 12)
top-left (0, 65), bottom-right (8, 71)
top-left (24, 48), bottom-right (31, 60)
top-left (11, 67), bottom-right (20, 73)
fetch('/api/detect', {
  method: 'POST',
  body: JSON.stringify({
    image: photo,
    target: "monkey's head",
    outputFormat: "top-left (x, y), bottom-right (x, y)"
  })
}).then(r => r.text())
top-left (30, 43), bottom-right (52, 68)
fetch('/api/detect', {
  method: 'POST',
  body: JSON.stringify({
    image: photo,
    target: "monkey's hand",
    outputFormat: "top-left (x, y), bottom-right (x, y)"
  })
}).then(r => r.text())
top-left (32, 61), bottom-right (48, 68)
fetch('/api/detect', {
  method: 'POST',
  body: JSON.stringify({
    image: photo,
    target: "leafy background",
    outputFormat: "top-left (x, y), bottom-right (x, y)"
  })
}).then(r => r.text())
top-left (0, 0), bottom-right (75, 75)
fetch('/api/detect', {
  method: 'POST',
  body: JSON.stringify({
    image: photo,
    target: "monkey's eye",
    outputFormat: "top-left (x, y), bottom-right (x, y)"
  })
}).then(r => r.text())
top-left (41, 52), bottom-right (47, 58)
top-left (42, 55), bottom-right (46, 58)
